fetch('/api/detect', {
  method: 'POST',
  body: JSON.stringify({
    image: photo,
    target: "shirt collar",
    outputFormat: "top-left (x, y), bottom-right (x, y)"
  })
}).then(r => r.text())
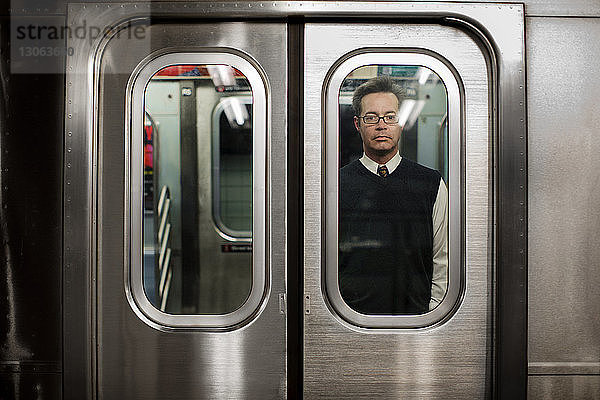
top-left (359, 151), bottom-right (402, 175)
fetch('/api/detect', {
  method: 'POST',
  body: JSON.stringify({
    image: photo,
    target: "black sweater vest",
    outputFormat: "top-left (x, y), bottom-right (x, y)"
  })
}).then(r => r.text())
top-left (339, 158), bottom-right (441, 315)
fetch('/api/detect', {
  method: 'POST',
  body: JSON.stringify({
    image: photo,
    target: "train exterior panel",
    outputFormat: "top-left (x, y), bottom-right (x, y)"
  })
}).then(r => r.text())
top-left (0, 1), bottom-right (598, 399)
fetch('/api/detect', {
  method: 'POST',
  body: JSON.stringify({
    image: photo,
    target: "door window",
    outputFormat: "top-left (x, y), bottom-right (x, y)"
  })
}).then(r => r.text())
top-left (129, 53), bottom-right (267, 328)
top-left (325, 52), bottom-right (462, 328)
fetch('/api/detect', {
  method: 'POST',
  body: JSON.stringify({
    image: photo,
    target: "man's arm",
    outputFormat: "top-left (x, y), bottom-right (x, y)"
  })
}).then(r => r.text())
top-left (429, 178), bottom-right (448, 310)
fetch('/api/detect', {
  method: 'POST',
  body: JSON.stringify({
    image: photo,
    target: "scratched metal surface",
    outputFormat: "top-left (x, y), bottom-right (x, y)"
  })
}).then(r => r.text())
top-left (527, 16), bottom-right (600, 394)
top-left (303, 23), bottom-right (491, 398)
top-left (95, 22), bottom-right (287, 399)
top-left (8, 0), bottom-right (600, 17)
top-left (528, 376), bottom-right (600, 400)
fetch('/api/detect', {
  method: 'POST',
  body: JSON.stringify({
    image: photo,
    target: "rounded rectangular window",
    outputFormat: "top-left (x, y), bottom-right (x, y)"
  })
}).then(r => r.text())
top-left (325, 53), bottom-right (462, 328)
top-left (129, 53), bottom-right (267, 328)
top-left (212, 96), bottom-right (253, 239)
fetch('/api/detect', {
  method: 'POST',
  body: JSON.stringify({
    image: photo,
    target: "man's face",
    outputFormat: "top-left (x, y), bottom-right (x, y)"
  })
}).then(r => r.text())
top-left (353, 92), bottom-right (402, 159)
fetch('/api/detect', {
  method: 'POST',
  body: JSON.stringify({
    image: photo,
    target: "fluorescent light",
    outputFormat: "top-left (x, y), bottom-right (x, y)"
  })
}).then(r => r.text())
top-left (207, 65), bottom-right (236, 87)
top-left (406, 100), bottom-right (426, 129)
top-left (221, 97), bottom-right (249, 126)
top-left (416, 67), bottom-right (432, 85)
top-left (398, 99), bottom-right (426, 130)
top-left (398, 99), bottom-right (416, 127)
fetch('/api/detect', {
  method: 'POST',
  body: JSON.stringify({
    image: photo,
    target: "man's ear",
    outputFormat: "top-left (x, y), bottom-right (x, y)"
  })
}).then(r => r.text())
top-left (353, 116), bottom-right (360, 132)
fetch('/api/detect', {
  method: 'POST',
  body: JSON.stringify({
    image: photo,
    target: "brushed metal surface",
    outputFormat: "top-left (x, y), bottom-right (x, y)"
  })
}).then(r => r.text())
top-left (528, 376), bottom-right (600, 400)
top-left (527, 17), bottom-right (600, 376)
top-left (63, 3), bottom-right (527, 398)
top-left (304, 23), bottom-right (491, 398)
top-left (65, 7), bottom-right (287, 397)
top-left (100, 23), bottom-right (286, 398)
top-left (9, 0), bottom-right (600, 18)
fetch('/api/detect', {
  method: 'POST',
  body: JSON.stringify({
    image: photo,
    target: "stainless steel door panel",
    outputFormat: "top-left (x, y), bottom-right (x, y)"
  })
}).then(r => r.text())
top-left (304, 23), bottom-right (490, 398)
top-left (96, 22), bottom-right (287, 398)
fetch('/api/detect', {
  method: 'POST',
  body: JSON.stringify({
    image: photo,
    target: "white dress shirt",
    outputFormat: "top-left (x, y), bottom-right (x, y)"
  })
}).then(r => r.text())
top-left (359, 152), bottom-right (449, 311)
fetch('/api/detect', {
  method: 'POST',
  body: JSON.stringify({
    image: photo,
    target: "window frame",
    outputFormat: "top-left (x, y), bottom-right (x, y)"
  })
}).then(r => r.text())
top-left (211, 96), bottom-right (253, 240)
top-left (127, 51), bottom-right (268, 329)
top-left (324, 51), bottom-right (464, 328)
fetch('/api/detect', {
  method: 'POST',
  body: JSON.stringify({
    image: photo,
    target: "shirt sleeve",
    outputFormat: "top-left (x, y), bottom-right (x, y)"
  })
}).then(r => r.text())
top-left (429, 178), bottom-right (448, 310)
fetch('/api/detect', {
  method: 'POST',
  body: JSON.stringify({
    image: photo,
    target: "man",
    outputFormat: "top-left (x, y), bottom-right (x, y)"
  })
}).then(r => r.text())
top-left (339, 76), bottom-right (448, 315)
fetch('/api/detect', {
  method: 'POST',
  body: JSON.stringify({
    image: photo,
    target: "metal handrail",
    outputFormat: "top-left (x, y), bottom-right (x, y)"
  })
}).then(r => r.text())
top-left (156, 184), bottom-right (173, 311)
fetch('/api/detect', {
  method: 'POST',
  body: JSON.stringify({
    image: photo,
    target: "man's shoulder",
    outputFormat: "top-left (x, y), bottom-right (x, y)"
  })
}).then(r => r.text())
top-left (340, 159), bottom-right (363, 177)
top-left (400, 158), bottom-right (442, 181)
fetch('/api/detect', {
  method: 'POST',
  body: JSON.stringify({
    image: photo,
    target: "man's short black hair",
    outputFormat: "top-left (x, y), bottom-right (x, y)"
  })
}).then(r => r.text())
top-left (351, 75), bottom-right (405, 116)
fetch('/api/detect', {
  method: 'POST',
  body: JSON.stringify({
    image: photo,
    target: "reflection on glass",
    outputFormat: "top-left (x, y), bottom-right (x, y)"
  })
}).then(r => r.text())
top-left (213, 97), bottom-right (252, 236)
top-left (338, 65), bottom-right (449, 315)
top-left (143, 64), bottom-right (252, 315)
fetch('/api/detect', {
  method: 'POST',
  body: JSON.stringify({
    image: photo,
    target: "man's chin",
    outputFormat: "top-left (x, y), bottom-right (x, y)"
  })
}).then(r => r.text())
top-left (371, 146), bottom-right (395, 156)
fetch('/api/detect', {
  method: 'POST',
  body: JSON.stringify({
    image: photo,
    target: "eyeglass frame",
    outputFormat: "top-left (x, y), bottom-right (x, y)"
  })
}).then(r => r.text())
top-left (355, 112), bottom-right (399, 125)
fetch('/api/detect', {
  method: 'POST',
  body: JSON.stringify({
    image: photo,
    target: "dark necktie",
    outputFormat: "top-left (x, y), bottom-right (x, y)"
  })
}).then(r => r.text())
top-left (377, 165), bottom-right (389, 177)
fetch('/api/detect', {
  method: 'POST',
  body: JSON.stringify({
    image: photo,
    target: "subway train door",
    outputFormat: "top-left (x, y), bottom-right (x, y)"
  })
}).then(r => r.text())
top-left (301, 10), bottom-right (524, 397)
top-left (64, 12), bottom-right (288, 399)
top-left (64, 3), bottom-right (526, 399)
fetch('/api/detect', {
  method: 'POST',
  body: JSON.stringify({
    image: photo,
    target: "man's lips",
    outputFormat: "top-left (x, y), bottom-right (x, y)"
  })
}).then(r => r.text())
top-left (373, 135), bottom-right (391, 140)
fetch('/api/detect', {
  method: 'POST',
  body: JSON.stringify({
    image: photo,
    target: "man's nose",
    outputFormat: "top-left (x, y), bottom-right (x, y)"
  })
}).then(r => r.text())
top-left (375, 119), bottom-right (387, 129)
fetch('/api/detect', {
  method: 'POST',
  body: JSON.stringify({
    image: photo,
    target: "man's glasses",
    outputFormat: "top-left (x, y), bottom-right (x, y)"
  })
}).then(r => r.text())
top-left (357, 113), bottom-right (399, 125)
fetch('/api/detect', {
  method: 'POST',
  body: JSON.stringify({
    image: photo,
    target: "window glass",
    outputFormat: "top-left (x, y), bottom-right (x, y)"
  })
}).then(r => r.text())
top-left (142, 64), bottom-right (253, 315)
top-left (213, 97), bottom-right (252, 237)
top-left (337, 64), bottom-right (449, 316)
